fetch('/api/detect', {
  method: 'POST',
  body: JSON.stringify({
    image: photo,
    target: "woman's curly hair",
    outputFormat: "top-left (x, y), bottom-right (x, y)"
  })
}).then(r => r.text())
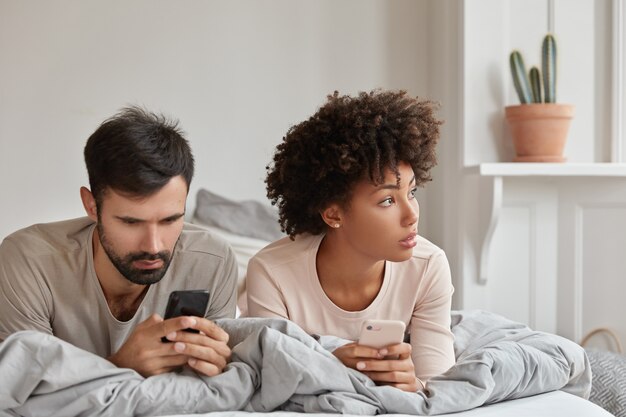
top-left (266, 90), bottom-right (442, 237)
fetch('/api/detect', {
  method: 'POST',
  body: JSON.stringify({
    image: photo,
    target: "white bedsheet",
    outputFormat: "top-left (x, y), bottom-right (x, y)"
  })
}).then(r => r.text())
top-left (170, 391), bottom-right (611, 417)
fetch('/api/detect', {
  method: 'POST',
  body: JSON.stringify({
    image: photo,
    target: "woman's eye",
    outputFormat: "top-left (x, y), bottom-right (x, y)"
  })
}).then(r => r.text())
top-left (409, 187), bottom-right (418, 199)
top-left (379, 197), bottom-right (394, 207)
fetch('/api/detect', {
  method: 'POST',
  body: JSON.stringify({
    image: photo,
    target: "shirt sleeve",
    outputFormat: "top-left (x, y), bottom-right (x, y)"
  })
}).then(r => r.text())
top-left (245, 255), bottom-right (289, 319)
top-left (0, 238), bottom-right (54, 341)
top-left (410, 250), bottom-right (456, 382)
top-left (206, 244), bottom-right (238, 320)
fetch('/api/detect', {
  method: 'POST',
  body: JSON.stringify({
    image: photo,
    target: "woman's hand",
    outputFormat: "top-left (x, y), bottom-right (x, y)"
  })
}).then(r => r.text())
top-left (333, 342), bottom-right (422, 392)
top-left (332, 342), bottom-right (386, 368)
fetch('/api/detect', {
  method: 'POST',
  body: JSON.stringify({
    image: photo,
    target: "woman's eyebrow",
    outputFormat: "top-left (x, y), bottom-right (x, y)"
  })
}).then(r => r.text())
top-left (370, 176), bottom-right (416, 193)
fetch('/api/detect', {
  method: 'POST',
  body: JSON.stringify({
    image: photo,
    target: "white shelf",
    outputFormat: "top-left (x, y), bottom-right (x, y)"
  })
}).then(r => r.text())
top-left (469, 162), bottom-right (626, 286)
top-left (469, 162), bottom-right (626, 177)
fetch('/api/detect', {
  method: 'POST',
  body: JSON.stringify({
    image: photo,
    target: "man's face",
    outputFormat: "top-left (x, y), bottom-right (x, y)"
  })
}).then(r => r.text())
top-left (95, 176), bottom-right (187, 285)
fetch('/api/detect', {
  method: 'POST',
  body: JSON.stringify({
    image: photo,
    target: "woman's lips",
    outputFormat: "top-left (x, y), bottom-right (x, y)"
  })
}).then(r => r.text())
top-left (399, 232), bottom-right (417, 249)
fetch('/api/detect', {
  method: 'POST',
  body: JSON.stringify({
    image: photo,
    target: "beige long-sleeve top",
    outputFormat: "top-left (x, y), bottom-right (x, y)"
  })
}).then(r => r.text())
top-left (246, 233), bottom-right (455, 383)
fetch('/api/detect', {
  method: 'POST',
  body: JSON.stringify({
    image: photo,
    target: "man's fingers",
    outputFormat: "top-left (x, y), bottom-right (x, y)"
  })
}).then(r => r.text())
top-left (172, 341), bottom-right (229, 370)
top-left (187, 358), bottom-right (222, 377)
top-left (132, 354), bottom-right (189, 377)
top-left (166, 331), bottom-right (231, 356)
top-left (159, 316), bottom-right (199, 337)
top-left (161, 317), bottom-right (229, 343)
top-left (152, 353), bottom-right (189, 369)
top-left (189, 318), bottom-right (229, 343)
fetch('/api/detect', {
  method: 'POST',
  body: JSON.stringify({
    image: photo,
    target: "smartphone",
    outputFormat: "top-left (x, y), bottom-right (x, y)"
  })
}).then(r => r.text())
top-left (161, 290), bottom-right (210, 342)
top-left (358, 319), bottom-right (406, 349)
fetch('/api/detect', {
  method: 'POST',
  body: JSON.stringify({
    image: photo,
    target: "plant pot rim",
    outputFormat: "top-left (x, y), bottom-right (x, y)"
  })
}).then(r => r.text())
top-left (505, 103), bottom-right (575, 119)
top-left (505, 103), bottom-right (574, 109)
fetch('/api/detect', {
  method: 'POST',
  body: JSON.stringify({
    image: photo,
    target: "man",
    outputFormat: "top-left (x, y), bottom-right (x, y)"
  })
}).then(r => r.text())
top-left (0, 107), bottom-right (238, 377)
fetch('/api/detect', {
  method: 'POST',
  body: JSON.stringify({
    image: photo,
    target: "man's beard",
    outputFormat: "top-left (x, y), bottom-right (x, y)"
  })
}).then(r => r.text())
top-left (97, 223), bottom-right (176, 285)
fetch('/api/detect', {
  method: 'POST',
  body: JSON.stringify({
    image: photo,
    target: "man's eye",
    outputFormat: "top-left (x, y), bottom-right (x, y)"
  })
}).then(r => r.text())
top-left (379, 197), bottom-right (393, 207)
top-left (123, 219), bottom-right (139, 225)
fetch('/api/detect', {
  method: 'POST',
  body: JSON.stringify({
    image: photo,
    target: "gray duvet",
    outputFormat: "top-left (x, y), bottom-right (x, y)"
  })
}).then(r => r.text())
top-left (0, 310), bottom-right (591, 416)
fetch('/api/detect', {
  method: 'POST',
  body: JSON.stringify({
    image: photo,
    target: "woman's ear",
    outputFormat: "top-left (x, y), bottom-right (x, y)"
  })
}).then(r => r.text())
top-left (80, 187), bottom-right (98, 222)
top-left (320, 203), bottom-right (343, 230)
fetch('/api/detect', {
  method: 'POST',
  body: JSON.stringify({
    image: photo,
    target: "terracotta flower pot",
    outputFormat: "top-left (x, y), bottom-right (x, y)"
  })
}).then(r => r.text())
top-left (505, 104), bottom-right (575, 162)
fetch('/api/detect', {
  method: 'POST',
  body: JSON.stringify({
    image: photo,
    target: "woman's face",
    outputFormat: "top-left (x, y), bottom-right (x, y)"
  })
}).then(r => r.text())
top-left (336, 161), bottom-right (419, 263)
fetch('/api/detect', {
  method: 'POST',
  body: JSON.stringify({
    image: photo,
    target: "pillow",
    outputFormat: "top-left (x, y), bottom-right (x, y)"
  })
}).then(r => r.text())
top-left (192, 189), bottom-right (286, 317)
top-left (586, 349), bottom-right (626, 416)
top-left (193, 189), bottom-right (283, 242)
top-left (190, 223), bottom-right (270, 314)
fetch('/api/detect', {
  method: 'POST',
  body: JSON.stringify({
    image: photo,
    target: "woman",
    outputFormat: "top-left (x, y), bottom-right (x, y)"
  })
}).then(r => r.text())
top-left (246, 90), bottom-right (454, 392)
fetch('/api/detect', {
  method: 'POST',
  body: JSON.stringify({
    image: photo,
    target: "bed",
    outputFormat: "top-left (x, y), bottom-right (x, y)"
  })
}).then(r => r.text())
top-left (0, 312), bottom-right (610, 416)
top-left (163, 392), bottom-right (609, 417)
top-left (0, 189), bottom-right (614, 416)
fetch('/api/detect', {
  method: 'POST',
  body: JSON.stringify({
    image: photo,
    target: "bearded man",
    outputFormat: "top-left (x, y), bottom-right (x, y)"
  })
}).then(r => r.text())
top-left (0, 107), bottom-right (237, 377)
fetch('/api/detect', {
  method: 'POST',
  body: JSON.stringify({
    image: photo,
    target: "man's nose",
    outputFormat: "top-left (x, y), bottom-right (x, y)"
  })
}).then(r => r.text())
top-left (140, 224), bottom-right (161, 254)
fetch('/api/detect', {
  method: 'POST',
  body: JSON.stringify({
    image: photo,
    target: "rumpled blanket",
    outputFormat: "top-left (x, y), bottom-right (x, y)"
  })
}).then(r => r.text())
top-left (0, 310), bottom-right (591, 416)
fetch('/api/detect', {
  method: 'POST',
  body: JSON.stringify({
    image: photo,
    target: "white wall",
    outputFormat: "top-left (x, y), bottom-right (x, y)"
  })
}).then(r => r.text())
top-left (0, 0), bottom-right (431, 240)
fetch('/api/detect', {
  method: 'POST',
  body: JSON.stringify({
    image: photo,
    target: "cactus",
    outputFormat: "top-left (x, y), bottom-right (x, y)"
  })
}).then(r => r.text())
top-left (510, 51), bottom-right (532, 104)
top-left (529, 66), bottom-right (542, 103)
top-left (542, 34), bottom-right (557, 103)
top-left (510, 34), bottom-right (558, 104)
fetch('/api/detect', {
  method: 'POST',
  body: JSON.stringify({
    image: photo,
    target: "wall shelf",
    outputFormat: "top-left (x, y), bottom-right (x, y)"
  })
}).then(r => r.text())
top-left (469, 162), bottom-right (626, 177)
top-left (469, 162), bottom-right (626, 285)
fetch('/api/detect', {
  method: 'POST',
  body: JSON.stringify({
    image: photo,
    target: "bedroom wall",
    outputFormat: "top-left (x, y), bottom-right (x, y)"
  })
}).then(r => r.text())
top-left (0, 0), bottom-right (432, 241)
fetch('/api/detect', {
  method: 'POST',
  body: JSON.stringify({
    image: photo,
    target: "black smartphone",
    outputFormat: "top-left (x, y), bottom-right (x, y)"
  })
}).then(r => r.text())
top-left (161, 290), bottom-right (210, 342)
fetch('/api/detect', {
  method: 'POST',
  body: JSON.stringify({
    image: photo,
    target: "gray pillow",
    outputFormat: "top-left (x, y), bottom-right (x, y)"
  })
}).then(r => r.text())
top-left (193, 189), bottom-right (284, 241)
top-left (587, 349), bottom-right (626, 417)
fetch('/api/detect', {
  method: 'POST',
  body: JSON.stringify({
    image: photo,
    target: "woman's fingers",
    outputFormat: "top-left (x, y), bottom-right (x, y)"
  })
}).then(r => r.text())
top-left (333, 342), bottom-right (388, 369)
top-left (362, 370), bottom-right (414, 384)
top-left (353, 342), bottom-right (421, 392)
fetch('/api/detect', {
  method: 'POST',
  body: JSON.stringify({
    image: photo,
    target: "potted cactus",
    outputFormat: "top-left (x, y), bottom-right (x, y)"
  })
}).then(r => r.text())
top-left (506, 34), bottom-right (574, 162)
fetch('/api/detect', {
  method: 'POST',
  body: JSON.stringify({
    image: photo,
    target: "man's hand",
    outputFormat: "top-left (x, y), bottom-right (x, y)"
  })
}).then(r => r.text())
top-left (162, 315), bottom-right (231, 377)
top-left (108, 314), bottom-right (189, 376)
top-left (333, 342), bottom-right (422, 392)
top-left (107, 314), bottom-right (231, 378)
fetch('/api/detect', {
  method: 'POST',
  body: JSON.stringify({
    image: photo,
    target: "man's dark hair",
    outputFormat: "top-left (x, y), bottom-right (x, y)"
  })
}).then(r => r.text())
top-left (266, 90), bottom-right (442, 238)
top-left (84, 106), bottom-right (194, 207)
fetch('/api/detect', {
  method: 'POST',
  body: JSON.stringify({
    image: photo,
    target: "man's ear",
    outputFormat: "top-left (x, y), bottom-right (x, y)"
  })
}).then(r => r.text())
top-left (80, 187), bottom-right (98, 222)
top-left (320, 203), bottom-right (343, 230)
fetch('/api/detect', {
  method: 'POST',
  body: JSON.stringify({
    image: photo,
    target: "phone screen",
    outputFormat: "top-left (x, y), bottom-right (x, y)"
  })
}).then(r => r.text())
top-left (163, 290), bottom-right (210, 319)
top-left (161, 290), bottom-right (209, 342)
